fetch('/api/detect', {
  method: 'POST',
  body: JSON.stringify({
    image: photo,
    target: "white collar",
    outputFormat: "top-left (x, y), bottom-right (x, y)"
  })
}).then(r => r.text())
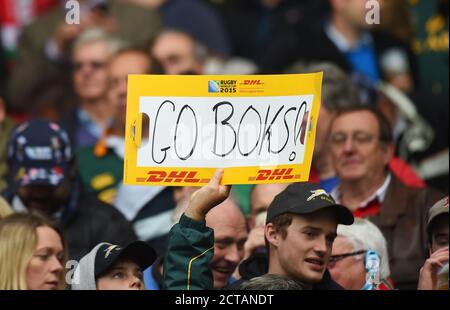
top-left (331, 173), bottom-right (392, 209)
top-left (325, 22), bottom-right (373, 52)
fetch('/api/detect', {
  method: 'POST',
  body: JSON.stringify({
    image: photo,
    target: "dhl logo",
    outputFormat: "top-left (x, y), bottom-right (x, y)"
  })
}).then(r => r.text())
top-left (248, 168), bottom-right (300, 181)
top-left (241, 80), bottom-right (263, 86)
top-left (137, 171), bottom-right (210, 184)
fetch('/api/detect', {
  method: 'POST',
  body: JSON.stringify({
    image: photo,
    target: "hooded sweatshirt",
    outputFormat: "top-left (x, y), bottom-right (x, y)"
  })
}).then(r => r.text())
top-left (71, 243), bottom-right (108, 290)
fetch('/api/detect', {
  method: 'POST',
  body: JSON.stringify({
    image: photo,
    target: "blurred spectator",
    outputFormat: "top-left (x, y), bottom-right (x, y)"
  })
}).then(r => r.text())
top-left (0, 0), bottom-right (59, 63)
top-left (72, 241), bottom-right (156, 290)
top-left (62, 28), bottom-right (123, 149)
top-left (291, 62), bottom-right (360, 191)
top-left (77, 49), bottom-right (154, 204)
top-left (7, 0), bottom-right (161, 114)
top-left (0, 196), bottom-right (13, 219)
top-left (0, 212), bottom-right (67, 290)
top-left (238, 274), bottom-right (305, 290)
top-left (76, 48), bottom-right (173, 255)
top-left (0, 93), bottom-right (15, 192)
top-left (291, 62), bottom-right (425, 190)
top-left (375, 0), bottom-right (414, 45)
top-left (296, 0), bottom-right (416, 92)
top-left (407, 0), bottom-right (449, 193)
top-left (151, 30), bottom-right (207, 75)
top-left (1, 119), bottom-right (137, 260)
top-left (418, 197), bottom-right (449, 290)
top-left (328, 218), bottom-right (394, 290)
top-left (129, 0), bottom-right (231, 57)
top-left (221, 0), bottom-right (314, 73)
top-left (329, 106), bottom-right (444, 289)
top-left (410, 0), bottom-right (449, 97)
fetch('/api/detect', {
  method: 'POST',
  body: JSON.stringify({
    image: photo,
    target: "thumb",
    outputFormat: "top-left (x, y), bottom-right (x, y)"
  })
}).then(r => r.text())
top-left (210, 169), bottom-right (224, 186)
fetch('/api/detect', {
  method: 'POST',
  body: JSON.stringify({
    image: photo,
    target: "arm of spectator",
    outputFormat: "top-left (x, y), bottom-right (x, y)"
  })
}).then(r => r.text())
top-left (418, 247), bottom-right (449, 290)
top-left (185, 169), bottom-right (231, 222)
top-left (163, 169), bottom-right (231, 290)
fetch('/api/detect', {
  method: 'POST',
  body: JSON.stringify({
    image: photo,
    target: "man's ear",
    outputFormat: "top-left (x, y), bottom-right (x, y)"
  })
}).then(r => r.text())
top-left (265, 223), bottom-right (280, 249)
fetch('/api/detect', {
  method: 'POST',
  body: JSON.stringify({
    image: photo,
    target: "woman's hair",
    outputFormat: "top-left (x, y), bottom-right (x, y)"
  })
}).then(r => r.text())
top-left (0, 196), bottom-right (13, 219)
top-left (0, 212), bottom-right (67, 290)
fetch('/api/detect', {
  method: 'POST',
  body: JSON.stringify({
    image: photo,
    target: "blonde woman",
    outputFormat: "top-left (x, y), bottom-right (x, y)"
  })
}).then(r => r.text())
top-left (0, 213), bottom-right (67, 290)
top-left (0, 196), bottom-right (13, 219)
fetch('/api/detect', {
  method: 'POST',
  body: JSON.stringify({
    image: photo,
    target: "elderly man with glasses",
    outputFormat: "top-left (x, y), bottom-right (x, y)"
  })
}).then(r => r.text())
top-left (328, 106), bottom-right (444, 290)
top-left (61, 28), bottom-right (124, 149)
top-left (328, 218), bottom-right (394, 290)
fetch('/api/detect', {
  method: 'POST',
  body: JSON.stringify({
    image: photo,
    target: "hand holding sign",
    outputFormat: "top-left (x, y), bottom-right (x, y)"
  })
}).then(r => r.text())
top-left (185, 169), bottom-right (231, 221)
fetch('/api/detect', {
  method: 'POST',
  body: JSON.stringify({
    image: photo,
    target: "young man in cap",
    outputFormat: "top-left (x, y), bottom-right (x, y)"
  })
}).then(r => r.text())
top-left (418, 197), bottom-right (449, 290)
top-left (72, 241), bottom-right (156, 290)
top-left (163, 170), bottom-right (354, 290)
top-left (1, 118), bottom-right (137, 261)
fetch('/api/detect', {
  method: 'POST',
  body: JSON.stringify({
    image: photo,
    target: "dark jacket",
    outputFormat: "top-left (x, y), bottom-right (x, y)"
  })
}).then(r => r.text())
top-left (297, 21), bottom-right (418, 86)
top-left (163, 214), bottom-right (214, 290)
top-left (163, 213), bottom-right (343, 290)
top-left (370, 175), bottom-right (444, 290)
top-left (2, 181), bottom-right (138, 261)
top-left (227, 252), bottom-right (344, 290)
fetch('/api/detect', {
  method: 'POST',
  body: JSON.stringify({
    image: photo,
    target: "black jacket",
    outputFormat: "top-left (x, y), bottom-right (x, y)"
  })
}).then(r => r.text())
top-left (296, 21), bottom-right (418, 86)
top-left (227, 252), bottom-right (345, 290)
top-left (2, 181), bottom-right (137, 261)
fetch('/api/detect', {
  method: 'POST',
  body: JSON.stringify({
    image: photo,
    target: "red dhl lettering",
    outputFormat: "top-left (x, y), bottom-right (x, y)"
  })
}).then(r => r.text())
top-left (242, 80), bottom-right (263, 85)
top-left (252, 168), bottom-right (296, 181)
top-left (143, 171), bottom-right (201, 183)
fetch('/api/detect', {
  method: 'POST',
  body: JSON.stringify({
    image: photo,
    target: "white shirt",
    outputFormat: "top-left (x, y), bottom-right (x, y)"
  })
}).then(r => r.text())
top-left (331, 173), bottom-right (392, 209)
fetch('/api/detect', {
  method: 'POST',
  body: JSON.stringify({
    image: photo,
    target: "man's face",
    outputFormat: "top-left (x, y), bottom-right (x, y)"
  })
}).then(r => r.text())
top-left (328, 236), bottom-right (366, 290)
top-left (96, 259), bottom-right (145, 290)
top-left (269, 210), bottom-right (338, 284)
top-left (334, 0), bottom-right (372, 30)
top-left (152, 32), bottom-right (202, 75)
top-left (206, 202), bottom-right (247, 289)
top-left (330, 111), bottom-right (392, 182)
top-left (314, 106), bottom-right (336, 157)
top-left (250, 184), bottom-right (288, 228)
top-left (73, 41), bottom-right (111, 101)
top-left (108, 52), bottom-right (151, 129)
top-left (431, 215), bottom-right (449, 254)
top-left (17, 182), bottom-right (70, 215)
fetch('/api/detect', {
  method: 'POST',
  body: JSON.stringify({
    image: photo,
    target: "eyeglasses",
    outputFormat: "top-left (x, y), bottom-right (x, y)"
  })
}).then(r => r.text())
top-left (330, 131), bottom-right (376, 146)
top-left (73, 61), bottom-right (106, 71)
top-left (328, 250), bottom-right (367, 265)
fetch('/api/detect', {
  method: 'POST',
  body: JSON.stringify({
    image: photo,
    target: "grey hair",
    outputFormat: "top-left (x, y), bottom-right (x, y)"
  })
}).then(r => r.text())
top-left (289, 61), bottom-right (361, 112)
top-left (72, 27), bottom-right (127, 56)
top-left (239, 274), bottom-right (305, 290)
top-left (337, 218), bottom-right (391, 279)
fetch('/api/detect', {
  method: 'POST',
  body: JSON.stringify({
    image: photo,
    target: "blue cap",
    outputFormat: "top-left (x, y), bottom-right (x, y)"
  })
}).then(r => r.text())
top-left (8, 119), bottom-right (73, 188)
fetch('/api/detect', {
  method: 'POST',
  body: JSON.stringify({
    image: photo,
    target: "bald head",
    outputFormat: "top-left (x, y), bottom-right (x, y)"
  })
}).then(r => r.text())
top-left (206, 199), bottom-right (247, 289)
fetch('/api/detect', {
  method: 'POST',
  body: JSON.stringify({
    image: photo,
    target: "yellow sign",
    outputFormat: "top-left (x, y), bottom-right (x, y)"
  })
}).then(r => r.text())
top-left (124, 74), bottom-right (322, 186)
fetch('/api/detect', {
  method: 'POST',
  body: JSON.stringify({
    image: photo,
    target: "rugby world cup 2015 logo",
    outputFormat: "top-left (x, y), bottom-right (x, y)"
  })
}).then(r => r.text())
top-left (208, 80), bottom-right (221, 93)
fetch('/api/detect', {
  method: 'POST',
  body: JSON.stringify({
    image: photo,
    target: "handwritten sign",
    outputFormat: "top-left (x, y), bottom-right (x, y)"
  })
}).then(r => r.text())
top-left (124, 74), bottom-right (322, 186)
